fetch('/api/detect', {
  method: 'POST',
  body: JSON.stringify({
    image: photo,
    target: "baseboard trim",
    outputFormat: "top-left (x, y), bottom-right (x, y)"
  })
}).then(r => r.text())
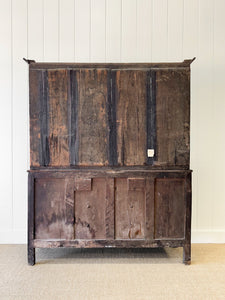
top-left (192, 230), bottom-right (225, 243)
top-left (0, 230), bottom-right (224, 244)
top-left (0, 230), bottom-right (26, 244)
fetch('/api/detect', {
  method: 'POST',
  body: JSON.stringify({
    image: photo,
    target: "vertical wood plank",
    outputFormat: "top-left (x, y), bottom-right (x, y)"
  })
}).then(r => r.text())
top-left (145, 178), bottom-right (155, 239)
top-left (59, 0), bottom-right (75, 61)
top-left (152, 0), bottom-right (168, 61)
top-left (115, 178), bottom-right (146, 239)
top-left (116, 70), bottom-right (147, 166)
top-left (12, 0), bottom-right (28, 233)
top-left (154, 178), bottom-right (185, 239)
top-left (136, 0), bottom-right (152, 62)
top-left (77, 69), bottom-right (109, 166)
top-left (44, 0), bottom-right (59, 61)
top-left (48, 70), bottom-right (70, 166)
top-left (90, 0), bottom-right (106, 62)
top-left (167, 0), bottom-right (183, 61)
top-left (105, 178), bottom-right (115, 239)
top-left (75, 0), bottom-right (90, 62)
top-left (0, 0), bottom-right (12, 232)
top-left (28, 0), bottom-right (44, 61)
top-left (29, 70), bottom-right (41, 167)
top-left (35, 178), bottom-right (74, 239)
top-left (155, 69), bottom-right (190, 167)
top-left (106, 0), bottom-right (121, 62)
top-left (121, 0), bottom-right (137, 62)
top-left (197, 0), bottom-right (214, 231)
top-left (75, 178), bottom-right (107, 239)
top-left (213, 0), bottom-right (225, 230)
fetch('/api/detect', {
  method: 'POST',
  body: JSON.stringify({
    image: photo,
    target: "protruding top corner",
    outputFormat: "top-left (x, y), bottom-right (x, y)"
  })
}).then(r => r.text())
top-left (183, 57), bottom-right (196, 66)
top-left (23, 58), bottom-right (36, 65)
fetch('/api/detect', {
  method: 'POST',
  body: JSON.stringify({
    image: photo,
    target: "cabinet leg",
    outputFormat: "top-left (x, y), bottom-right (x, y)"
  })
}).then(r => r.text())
top-left (28, 246), bottom-right (35, 266)
top-left (183, 244), bottom-right (191, 265)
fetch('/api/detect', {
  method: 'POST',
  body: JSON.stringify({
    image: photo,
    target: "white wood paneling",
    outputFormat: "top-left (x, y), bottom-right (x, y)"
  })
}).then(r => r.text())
top-left (75, 0), bottom-right (90, 62)
top-left (183, 0), bottom-right (199, 230)
top-left (1, 0), bottom-right (225, 243)
top-left (90, 0), bottom-right (106, 62)
top-left (28, 0), bottom-right (44, 61)
top-left (59, 0), bottom-right (75, 61)
top-left (12, 0), bottom-right (28, 232)
top-left (197, 0), bottom-right (214, 230)
top-left (0, 0), bottom-right (12, 233)
top-left (136, 0), bottom-right (152, 62)
top-left (44, 0), bottom-right (59, 61)
top-left (121, 0), bottom-right (137, 62)
top-left (167, 0), bottom-right (183, 61)
top-left (106, 0), bottom-right (121, 62)
top-left (213, 0), bottom-right (225, 229)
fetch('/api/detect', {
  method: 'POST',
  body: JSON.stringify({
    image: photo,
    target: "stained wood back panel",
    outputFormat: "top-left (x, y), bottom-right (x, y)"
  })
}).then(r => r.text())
top-left (29, 70), bottom-right (41, 167)
top-left (75, 178), bottom-right (114, 239)
top-left (48, 70), bottom-right (70, 166)
top-left (29, 65), bottom-right (190, 169)
top-left (77, 69), bottom-right (109, 166)
top-left (154, 178), bottom-right (185, 239)
top-left (114, 70), bottom-right (147, 166)
top-left (115, 178), bottom-right (146, 239)
top-left (155, 69), bottom-right (190, 167)
top-left (35, 178), bottom-right (74, 239)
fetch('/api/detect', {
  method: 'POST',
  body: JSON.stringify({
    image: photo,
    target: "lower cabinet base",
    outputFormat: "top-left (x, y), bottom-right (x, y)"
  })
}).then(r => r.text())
top-left (28, 239), bottom-right (191, 265)
top-left (28, 169), bottom-right (192, 265)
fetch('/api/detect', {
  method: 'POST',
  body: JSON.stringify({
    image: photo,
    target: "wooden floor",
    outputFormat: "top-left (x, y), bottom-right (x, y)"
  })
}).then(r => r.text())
top-left (0, 244), bottom-right (225, 299)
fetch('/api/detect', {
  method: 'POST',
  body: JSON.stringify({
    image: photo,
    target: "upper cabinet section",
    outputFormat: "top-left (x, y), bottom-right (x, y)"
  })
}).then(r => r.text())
top-left (29, 60), bottom-right (194, 169)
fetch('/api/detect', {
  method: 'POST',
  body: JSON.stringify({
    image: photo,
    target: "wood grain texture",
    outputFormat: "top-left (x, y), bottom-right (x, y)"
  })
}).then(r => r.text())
top-left (29, 69), bottom-right (41, 167)
top-left (154, 178), bottom-right (185, 239)
top-left (77, 69), bottom-right (109, 166)
top-left (115, 178), bottom-right (146, 239)
top-left (155, 68), bottom-right (190, 167)
top-left (75, 178), bottom-right (108, 239)
top-left (48, 69), bottom-right (70, 166)
top-left (115, 70), bottom-right (147, 166)
top-left (35, 178), bottom-right (74, 239)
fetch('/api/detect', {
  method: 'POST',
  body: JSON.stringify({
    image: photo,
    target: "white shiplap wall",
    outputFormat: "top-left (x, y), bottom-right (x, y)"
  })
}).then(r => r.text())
top-left (0, 0), bottom-right (225, 243)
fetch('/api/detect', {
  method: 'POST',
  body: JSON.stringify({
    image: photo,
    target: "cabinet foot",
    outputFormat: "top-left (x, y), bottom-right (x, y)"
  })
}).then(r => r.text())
top-left (28, 246), bottom-right (35, 266)
top-left (183, 244), bottom-right (191, 265)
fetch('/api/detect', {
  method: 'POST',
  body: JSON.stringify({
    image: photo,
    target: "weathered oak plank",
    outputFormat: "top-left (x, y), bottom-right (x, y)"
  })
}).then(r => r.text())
top-left (77, 69), bottom-right (109, 166)
top-left (48, 70), bottom-right (70, 166)
top-left (115, 70), bottom-right (147, 166)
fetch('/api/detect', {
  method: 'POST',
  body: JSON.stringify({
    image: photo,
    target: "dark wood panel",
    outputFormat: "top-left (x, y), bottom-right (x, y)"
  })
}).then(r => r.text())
top-left (154, 178), bottom-right (185, 239)
top-left (75, 178), bottom-right (110, 239)
top-left (48, 70), bottom-right (70, 166)
top-left (77, 69), bottom-right (109, 166)
top-left (29, 70), bottom-right (41, 167)
top-left (155, 69), bottom-right (190, 167)
top-left (115, 178), bottom-right (146, 239)
top-left (115, 70), bottom-right (147, 166)
top-left (35, 178), bottom-right (74, 239)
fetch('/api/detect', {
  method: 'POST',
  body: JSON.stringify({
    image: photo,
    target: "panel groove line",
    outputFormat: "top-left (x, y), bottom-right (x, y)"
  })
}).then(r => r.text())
top-left (146, 69), bottom-right (157, 165)
top-left (68, 69), bottom-right (79, 165)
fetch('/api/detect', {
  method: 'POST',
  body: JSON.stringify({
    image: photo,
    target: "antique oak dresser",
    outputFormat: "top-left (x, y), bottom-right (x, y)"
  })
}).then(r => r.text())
top-left (26, 58), bottom-right (195, 265)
